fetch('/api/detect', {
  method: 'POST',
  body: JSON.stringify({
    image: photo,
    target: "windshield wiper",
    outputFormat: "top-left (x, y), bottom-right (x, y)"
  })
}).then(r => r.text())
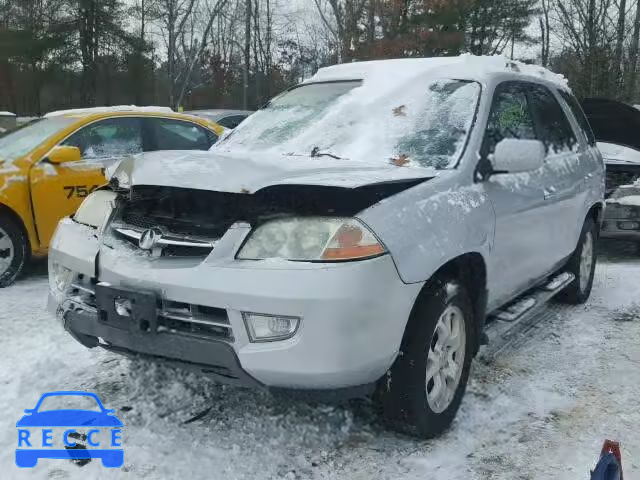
top-left (310, 146), bottom-right (343, 160)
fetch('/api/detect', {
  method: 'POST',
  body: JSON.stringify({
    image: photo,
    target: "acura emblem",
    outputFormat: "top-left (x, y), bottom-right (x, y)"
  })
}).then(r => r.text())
top-left (139, 228), bottom-right (162, 250)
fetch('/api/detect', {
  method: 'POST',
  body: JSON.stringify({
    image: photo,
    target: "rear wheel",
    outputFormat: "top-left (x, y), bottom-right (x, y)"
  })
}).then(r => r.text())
top-left (0, 214), bottom-right (27, 287)
top-left (558, 217), bottom-right (597, 304)
top-left (378, 276), bottom-right (474, 438)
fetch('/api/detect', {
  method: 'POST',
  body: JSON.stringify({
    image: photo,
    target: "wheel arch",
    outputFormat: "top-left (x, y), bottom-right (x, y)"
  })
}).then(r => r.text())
top-left (587, 201), bottom-right (604, 235)
top-left (0, 202), bottom-right (32, 258)
top-left (409, 252), bottom-right (488, 353)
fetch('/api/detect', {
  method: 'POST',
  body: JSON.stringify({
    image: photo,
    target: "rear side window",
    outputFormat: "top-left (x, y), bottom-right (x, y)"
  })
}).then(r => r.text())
top-left (63, 117), bottom-right (143, 159)
top-left (527, 85), bottom-right (578, 154)
top-left (559, 90), bottom-right (596, 146)
top-left (217, 115), bottom-right (247, 129)
top-left (483, 82), bottom-right (537, 156)
top-left (147, 118), bottom-right (216, 150)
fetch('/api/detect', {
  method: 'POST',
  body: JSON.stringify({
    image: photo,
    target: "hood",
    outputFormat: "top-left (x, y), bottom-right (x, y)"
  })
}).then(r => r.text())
top-left (110, 150), bottom-right (438, 193)
top-left (582, 98), bottom-right (640, 151)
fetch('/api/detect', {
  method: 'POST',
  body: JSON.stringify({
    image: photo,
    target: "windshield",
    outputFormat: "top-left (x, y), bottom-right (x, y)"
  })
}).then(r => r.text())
top-left (0, 117), bottom-right (75, 162)
top-left (219, 78), bottom-right (481, 169)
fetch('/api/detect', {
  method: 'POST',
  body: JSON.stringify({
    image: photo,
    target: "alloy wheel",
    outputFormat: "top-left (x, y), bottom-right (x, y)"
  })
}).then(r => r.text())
top-left (425, 305), bottom-right (466, 414)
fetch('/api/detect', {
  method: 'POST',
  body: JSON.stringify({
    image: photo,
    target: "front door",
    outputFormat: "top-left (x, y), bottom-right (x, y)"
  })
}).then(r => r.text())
top-left (482, 82), bottom-right (557, 308)
top-left (29, 117), bottom-right (144, 248)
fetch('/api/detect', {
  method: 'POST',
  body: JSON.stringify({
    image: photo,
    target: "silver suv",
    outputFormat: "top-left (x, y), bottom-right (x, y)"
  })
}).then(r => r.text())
top-left (48, 56), bottom-right (605, 438)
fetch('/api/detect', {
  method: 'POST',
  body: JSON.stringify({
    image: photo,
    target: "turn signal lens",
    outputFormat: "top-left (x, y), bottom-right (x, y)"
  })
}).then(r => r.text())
top-left (321, 221), bottom-right (386, 260)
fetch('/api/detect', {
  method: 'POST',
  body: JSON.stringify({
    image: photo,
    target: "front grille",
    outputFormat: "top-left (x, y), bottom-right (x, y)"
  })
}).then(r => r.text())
top-left (157, 299), bottom-right (233, 341)
top-left (111, 187), bottom-right (247, 257)
top-left (68, 274), bottom-right (97, 308)
top-left (120, 188), bottom-right (244, 239)
top-left (92, 289), bottom-right (234, 342)
top-left (111, 225), bottom-right (216, 258)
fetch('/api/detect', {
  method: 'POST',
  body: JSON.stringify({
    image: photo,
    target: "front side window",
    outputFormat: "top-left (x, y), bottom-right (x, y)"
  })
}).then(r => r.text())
top-left (63, 117), bottom-right (143, 159)
top-left (220, 79), bottom-right (481, 169)
top-left (483, 82), bottom-right (537, 156)
top-left (148, 118), bottom-right (214, 150)
top-left (527, 85), bottom-right (578, 154)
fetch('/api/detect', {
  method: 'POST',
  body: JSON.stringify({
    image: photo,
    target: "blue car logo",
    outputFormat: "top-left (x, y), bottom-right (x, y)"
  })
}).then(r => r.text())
top-left (16, 391), bottom-right (123, 468)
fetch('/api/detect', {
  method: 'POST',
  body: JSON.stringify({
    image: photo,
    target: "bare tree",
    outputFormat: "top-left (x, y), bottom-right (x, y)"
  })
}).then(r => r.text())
top-left (175, 0), bottom-right (229, 108)
top-left (613, 0), bottom-right (628, 88)
top-left (156, 0), bottom-right (197, 107)
top-left (627, 0), bottom-right (640, 99)
top-left (314, 0), bottom-right (367, 62)
top-left (539, 0), bottom-right (551, 66)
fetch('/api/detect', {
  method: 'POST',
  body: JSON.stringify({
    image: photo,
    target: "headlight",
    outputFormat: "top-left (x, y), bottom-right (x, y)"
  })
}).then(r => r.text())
top-left (237, 217), bottom-right (386, 261)
top-left (74, 190), bottom-right (117, 228)
top-left (48, 259), bottom-right (74, 302)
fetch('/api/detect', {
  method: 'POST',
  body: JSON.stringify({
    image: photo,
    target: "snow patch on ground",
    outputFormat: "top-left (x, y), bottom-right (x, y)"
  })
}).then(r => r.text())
top-left (1, 243), bottom-right (639, 479)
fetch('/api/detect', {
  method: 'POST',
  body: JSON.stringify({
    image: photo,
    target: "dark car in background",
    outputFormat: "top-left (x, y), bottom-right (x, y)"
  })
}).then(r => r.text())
top-left (187, 109), bottom-right (253, 129)
top-left (583, 98), bottom-right (640, 253)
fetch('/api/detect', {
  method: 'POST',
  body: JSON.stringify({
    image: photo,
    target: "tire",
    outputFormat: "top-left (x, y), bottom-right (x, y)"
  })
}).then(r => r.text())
top-left (378, 275), bottom-right (475, 438)
top-left (0, 214), bottom-right (27, 288)
top-left (558, 216), bottom-right (597, 305)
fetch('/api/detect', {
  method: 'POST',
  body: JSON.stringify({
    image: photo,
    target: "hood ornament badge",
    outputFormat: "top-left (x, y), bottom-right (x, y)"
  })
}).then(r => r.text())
top-left (138, 228), bottom-right (163, 251)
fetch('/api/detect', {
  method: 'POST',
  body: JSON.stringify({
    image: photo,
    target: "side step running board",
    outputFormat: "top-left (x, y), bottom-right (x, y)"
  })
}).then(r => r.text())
top-left (479, 272), bottom-right (575, 363)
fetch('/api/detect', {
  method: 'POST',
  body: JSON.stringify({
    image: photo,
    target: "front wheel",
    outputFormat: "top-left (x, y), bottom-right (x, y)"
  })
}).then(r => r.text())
top-left (0, 214), bottom-right (27, 288)
top-left (558, 217), bottom-right (597, 304)
top-left (378, 276), bottom-right (474, 438)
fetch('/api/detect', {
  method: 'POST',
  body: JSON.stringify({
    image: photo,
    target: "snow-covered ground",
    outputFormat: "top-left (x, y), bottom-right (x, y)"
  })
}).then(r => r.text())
top-left (1, 241), bottom-right (639, 480)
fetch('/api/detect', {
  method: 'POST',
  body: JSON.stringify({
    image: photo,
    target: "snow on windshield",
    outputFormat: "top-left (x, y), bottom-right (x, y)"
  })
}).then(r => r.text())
top-left (218, 78), bottom-right (481, 170)
top-left (0, 117), bottom-right (75, 162)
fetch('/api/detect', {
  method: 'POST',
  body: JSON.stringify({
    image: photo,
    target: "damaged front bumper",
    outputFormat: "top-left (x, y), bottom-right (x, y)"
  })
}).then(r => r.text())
top-left (48, 217), bottom-right (423, 395)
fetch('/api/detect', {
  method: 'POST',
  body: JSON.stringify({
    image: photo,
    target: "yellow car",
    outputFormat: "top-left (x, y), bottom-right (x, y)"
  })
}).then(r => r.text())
top-left (0, 107), bottom-right (224, 286)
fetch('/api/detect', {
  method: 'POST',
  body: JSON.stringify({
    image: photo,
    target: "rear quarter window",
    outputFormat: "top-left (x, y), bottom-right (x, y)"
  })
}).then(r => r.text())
top-left (527, 84), bottom-right (578, 154)
top-left (559, 90), bottom-right (597, 146)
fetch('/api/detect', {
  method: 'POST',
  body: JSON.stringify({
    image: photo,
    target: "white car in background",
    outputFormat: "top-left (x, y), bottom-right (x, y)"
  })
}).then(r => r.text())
top-left (583, 98), bottom-right (640, 252)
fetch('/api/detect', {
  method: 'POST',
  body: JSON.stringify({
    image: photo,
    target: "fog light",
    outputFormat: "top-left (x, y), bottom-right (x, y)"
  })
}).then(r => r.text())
top-left (242, 312), bottom-right (300, 342)
top-left (48, 260), bottom-right (74, 302)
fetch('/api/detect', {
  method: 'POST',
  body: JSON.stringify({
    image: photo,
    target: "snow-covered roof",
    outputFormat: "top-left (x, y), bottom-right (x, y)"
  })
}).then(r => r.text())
top-left (0, 111), bottom-right (16, 117)
top-left (44, 105), bottom-right (174, 118)
top-left (308, 55), bottom-right (568, 89)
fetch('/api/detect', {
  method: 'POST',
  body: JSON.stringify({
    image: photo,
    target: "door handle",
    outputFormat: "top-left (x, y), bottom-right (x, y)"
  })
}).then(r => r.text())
top-left (543, 187), bottom-right (557, 200)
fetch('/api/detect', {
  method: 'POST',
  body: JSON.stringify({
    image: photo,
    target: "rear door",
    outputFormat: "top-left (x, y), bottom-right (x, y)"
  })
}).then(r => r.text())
top-left (526, 84), bottom-right (584, 261)
top-left (29, 117), bottom-right (143, 248)
top-left (482, 81), bottom-right (556, 307)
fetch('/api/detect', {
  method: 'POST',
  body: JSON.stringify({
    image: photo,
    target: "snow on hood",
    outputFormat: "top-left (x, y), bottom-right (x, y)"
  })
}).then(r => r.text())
top-left (111, 150), bottom-right (438, 193)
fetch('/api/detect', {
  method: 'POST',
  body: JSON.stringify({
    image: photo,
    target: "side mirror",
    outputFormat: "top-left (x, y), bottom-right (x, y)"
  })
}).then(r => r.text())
top-left (491, 139), bottom-right (545, 174)
top-left (23, 409), bottom-right (34, 414)
top-left (45, 145), bottom-right (82, 164)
